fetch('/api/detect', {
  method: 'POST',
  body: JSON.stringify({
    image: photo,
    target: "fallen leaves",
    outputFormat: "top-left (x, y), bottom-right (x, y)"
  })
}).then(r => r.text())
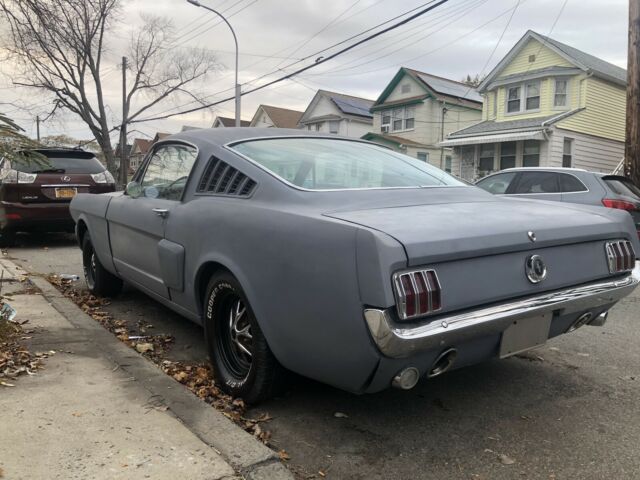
top-left (135, 343), bottom-right (154, 354)
top-left (0, 314), bottom-right (49, 384)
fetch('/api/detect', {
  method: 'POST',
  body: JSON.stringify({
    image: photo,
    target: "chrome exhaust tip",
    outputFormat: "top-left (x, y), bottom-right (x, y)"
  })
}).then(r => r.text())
top-left (567, 312), bottom-right (593, 333)
top-left (588, 310), bottom-right (609, 327)
top-left (427, 348), bottom-right (457, 378)
top-left (392, 367), bottom-right (420, 390)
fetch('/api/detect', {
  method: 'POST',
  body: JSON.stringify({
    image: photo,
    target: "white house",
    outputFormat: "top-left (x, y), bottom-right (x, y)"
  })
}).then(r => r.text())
top-left (297, 90), bottom-right (374, 138)
top-left (363, 67), bottom-right (483, 170)
top-left (249, 105), bottom-right (303, 128)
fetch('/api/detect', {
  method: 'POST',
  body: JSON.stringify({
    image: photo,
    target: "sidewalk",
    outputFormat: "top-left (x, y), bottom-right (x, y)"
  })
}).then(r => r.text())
top-left (0, 258), bottom-right (292, 480)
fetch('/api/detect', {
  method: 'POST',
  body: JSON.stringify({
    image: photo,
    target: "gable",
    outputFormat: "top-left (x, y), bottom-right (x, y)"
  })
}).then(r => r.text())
top-left (499, 38), bottom-right (573, 79)
top-left (386, 73), bottom-right (426, 102)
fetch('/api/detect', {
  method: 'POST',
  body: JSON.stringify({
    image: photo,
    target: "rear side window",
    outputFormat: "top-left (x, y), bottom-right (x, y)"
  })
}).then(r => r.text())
top-left (12, 151), bottom-right (105, 174)
top-left (559, 173), bottom-right (588, 193)
top-left (513, 171), bottom-right (559, 194)
top-left (475, 172), bottom-right (516, 194)
top-left (604, 177), bottom-right (640, 199)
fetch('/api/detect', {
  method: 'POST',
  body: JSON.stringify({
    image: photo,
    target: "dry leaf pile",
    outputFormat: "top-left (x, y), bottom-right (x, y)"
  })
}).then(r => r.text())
top-left (47, 275), bottom-right (275, 446)
top-left (0, 315), bottom-right (47, 387)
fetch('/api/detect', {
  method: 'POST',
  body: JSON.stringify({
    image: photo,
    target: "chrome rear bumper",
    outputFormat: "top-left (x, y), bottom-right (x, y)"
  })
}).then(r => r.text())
top-left (365, 262), bottom-right (640, 359)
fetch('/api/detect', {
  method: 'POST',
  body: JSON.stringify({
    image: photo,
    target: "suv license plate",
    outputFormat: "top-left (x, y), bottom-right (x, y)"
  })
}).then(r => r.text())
top-left (55, 187), bottom-right (77, 199)
top-left (499, 313), bottom-right (552, 359)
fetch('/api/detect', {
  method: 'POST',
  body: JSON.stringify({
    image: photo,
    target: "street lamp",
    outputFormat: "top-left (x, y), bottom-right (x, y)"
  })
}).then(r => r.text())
top-left (186, 0), bottom-right (241, 127)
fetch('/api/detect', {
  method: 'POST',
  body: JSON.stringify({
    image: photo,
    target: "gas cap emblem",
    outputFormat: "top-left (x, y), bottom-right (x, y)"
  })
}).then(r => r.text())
top-left (61, 175), bottom-right (71, 182)
top-left (527, 231), bottom-right (537, 242)
top-left (525, 254), bottom-right (547, 284)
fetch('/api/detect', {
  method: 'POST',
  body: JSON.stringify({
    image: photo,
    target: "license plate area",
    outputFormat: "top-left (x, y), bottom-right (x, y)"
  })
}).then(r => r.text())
top-left (55, 187), bottom-right (77, 199)
top-left (499, 313), bottom-right (552, 359)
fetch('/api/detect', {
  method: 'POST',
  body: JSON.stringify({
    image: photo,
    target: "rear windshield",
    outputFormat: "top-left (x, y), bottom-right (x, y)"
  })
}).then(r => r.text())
top-left (230, 138), bottom-right (465, 190)
top-left (604, 177), bottom-right (640, 199)
top-left (11, 151), bottom-right (106, 174)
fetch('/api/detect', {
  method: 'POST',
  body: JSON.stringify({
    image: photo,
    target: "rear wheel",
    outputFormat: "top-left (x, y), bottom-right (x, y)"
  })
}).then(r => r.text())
top-left (82, 234), bottom-right (122, 296)
top-left (204, 272), bottom-right (286, 404)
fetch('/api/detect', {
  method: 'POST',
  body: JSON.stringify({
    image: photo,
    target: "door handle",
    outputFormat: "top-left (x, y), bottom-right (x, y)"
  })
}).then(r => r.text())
top-left (152, 208), bottom-right (169, 218)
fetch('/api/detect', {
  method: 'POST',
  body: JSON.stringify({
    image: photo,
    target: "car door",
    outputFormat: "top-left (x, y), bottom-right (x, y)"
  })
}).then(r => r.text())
top-left (107, 142), bottom-right (198, 298)
top-left (508, 171), bottom-right (562, 202)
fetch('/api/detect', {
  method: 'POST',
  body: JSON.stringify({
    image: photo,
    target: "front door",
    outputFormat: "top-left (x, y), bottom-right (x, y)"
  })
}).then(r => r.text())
top-left (107, 142), bottom-right (197, 298)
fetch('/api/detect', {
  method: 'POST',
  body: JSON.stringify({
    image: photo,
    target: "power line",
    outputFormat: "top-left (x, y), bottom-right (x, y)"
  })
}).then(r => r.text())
top-left (132, 0), bottom-right (450, 123)
top-left (141, 0), bottom-right (444, 121)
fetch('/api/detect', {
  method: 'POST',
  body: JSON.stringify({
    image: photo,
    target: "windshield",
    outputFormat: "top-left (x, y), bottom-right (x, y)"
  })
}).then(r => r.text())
top-left (11, 151), bottom-right (106, 174)
top-left (230, 138), bottom-right (465, 190)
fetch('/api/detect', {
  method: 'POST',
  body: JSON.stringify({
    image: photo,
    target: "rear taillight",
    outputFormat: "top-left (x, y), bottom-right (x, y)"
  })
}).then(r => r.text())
top-left (602, 199), bottom-right (637, 211)
top-left (605, 240), bottom-right (636, 273)
top-left (392, 269), bottom-right (442, 321)
top-left (1, 169), bottom-right (36, 184)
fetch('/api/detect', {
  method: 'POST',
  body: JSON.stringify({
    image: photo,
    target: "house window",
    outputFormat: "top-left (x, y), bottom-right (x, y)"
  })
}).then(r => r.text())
top-left (401, 84), bottom-right (411, 93)
top-left (525, 81), bottom-right (540, 110)
top-left (500, 142), bottom-right (516, 169)
top-left (479, 144), bottom-right (495, 172)
top-left (329, 121), bottom-right (339, 134)
top-left (404, 106), bottom-right (415, 130)
top-left (554, 79), bottom-right (568, 107)
top-left (523, 140), bottom-right (540, 167)
top-left (507, 86), bottom-right (521, 113)
top-left (381, 111), bottom-right (391, 131)
top-left (315, 123), bottom-right (321, 131)
top-left (392, 108), bottom-right (403, 131)
top-left (417, 152), bottom-right (428, 162)
top-left (307, 125), bottom-right (312, 131)
top-left (445, 155), bottom-right (452, 173)
top-left (563, 138), bottom-right (573, 167)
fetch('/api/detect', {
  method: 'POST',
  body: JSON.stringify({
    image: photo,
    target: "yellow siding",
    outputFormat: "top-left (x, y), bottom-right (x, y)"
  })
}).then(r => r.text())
top-left (499, 39), bottom-right (573, 77)
top-left (557, 77), bottom-right (626, 142)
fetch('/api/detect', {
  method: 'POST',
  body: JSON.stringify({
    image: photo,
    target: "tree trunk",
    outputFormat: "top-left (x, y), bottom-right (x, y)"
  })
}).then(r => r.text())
top-left (626, 0), bottom-right (640, 184)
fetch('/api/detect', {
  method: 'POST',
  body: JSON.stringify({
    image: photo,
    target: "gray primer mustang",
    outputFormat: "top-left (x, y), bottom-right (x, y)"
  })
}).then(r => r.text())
top-left (70, 128), bottom-right (640, 403)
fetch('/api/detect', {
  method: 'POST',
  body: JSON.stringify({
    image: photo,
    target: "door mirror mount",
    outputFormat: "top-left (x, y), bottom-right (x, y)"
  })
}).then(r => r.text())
top-left (125, 181), bottom-right (143, 199)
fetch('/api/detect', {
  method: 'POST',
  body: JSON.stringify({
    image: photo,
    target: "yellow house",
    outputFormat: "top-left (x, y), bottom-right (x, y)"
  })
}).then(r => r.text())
top-left (441, 30), bottom-right (627, 181)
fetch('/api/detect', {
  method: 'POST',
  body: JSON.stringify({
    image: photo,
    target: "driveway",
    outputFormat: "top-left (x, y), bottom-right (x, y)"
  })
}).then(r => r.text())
top-left (8, 233), bottom-right (640, 479)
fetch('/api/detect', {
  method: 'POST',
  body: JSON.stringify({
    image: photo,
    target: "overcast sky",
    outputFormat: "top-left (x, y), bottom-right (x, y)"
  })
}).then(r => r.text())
top-left (0, 0), bottom-right (630, 143)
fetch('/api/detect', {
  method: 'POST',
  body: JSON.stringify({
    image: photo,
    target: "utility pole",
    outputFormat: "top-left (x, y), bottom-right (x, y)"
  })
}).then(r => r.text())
top-left (626, 0), bottom-right (640, 184)
top-left (36, 115), bottom-right (40, 142)
top-left (119, 56), bottom-right (129, 188)
top-left (439, 104), bottom-right (448, 168)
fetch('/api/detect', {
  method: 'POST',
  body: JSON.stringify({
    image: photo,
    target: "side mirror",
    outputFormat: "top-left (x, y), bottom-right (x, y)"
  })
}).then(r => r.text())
top-left (125, 181), bottom-right (143, 199)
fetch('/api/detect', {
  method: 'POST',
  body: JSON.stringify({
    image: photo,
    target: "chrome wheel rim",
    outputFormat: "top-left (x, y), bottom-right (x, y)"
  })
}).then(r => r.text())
top-left (219, 295), bottom-right (253, 379)
top-left (84, 252), bottom-right (96, 289)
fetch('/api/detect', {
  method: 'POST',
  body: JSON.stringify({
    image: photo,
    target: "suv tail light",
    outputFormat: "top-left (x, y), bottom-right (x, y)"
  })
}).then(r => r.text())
top-left (91, 170), bottom-right (115, 184)
top-left (602, 199), bottom-right (637, 211)
top-left (392, 269), bottom-right (442, 320)
top-left (605, 240), bottom-right (636, 273)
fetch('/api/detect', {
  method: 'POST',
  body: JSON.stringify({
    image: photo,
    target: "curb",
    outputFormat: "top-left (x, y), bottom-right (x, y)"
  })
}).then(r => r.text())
top-left (1, 258), bottom-right (293, 480)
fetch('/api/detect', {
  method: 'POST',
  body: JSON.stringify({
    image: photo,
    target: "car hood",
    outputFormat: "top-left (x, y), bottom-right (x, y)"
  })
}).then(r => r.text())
top-left (324, 195), bottom-right (635, 266)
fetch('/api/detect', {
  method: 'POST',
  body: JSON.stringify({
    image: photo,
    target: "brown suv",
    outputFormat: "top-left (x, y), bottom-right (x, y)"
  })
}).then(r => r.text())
top-left (0, 147), bottom-right (115, 246)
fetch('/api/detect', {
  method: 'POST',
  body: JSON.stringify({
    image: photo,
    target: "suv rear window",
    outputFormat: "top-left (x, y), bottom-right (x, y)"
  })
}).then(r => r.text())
top-left (604, 177), bottom-right (640, 199)
top-left (12, 150), bottom-right (105, 174)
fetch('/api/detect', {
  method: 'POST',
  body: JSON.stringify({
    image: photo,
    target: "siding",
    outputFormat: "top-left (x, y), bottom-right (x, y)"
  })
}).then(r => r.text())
top-left (499, 39), bottom-right (573, 78)
top-left (547, 128), bottom-right (623, 172)
top-left (556, 77), bottom-right (626, 142)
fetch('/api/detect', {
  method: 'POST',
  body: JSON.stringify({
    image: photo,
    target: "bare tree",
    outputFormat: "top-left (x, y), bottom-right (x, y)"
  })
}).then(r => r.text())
top-left (0, 0), bottom-right (220, 179)
top-left (461, 74), bottom-right (483, 88)
top-left (0, 112), bottom-right (39, 160)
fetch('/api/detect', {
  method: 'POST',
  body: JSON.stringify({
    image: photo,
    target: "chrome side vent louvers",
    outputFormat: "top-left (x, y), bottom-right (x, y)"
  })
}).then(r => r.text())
top-left (392, 269), bottom-right (442, 321)
top-left (605, 240), bottom-right (636, 273)
top-left (197, 156), bottom-right (256, 196)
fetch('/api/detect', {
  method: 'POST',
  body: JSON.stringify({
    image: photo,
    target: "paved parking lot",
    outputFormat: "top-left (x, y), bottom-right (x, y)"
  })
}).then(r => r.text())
top-left (9, 233), bottom-right (640, 479)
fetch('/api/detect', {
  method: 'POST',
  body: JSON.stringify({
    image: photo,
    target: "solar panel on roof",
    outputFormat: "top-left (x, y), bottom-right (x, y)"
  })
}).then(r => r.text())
top-left (331, 97), bottom-right (373, 118)
top-left (417, 74), bottom-right (483, 102)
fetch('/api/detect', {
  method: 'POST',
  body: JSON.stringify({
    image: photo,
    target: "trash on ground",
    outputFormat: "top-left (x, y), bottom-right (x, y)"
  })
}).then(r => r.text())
top-left (58, 274), bottom-right (80, 281)
top-left (334, 412), bottom-right (349, 418)
top-left (0, 302), bottom-right (16, 322)
top-left (498, 453), bottom-right (516, 465)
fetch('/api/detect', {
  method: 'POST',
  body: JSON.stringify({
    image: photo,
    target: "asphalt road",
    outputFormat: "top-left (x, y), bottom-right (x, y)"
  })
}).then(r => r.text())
top-left (8, 233), bottom-right (640, 480)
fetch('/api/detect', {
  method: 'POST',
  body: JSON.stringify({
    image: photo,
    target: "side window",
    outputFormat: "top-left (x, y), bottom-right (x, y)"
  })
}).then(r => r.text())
top-left (559, 174), bottom-right (588, 193)
top-left (140, 144), bottom-right (197, 200)
top-left (476, 172), bottom-right (517, 194)
top-left (513, 172), bottom-right (559, 194)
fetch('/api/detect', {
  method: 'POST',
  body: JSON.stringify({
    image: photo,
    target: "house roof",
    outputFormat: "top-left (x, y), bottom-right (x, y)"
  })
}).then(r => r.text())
top-left (254, 105), bottom-right (304, 128)
top-left (361, 132), bottom-right (430, 148)
top-left (299, 90), bottom-right (374, 124)
top-left (479, 30), bottom-right (627, 91)
top-left (213, 116), bottom-right (251, 127)
top-left (131, 138), bottom-right (152, 155)
top-left (373, 67), bottom-right (483, 109)
top-left (445, 109), bottom-right (582, 139)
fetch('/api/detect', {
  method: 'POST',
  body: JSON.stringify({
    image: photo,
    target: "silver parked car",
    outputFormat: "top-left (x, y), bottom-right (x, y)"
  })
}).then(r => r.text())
top-left (70, 130), bottom-right (640, 403)
top-left (476, 168), bottom-right (640, 237)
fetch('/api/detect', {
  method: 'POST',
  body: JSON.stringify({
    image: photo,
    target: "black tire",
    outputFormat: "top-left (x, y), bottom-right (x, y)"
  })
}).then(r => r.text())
top-left (204, 272), bottom-right (286, 404)
top-left (0, 230), bottom-right (16, 248)
top-left (82, 233), bottom-right (122, 297)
